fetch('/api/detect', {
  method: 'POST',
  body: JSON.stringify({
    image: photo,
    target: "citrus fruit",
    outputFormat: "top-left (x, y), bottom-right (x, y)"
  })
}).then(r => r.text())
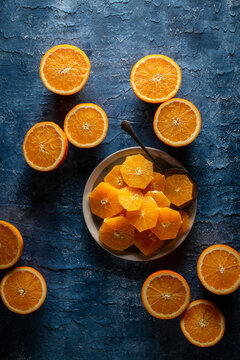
top-left (104, 165), bottom-right (126, 189)
top-left (0, 221), bottom-right (23, 269)
top-left (39, 44), bottom-right (91, 95)
top-left (151, 207), bottom-right (182, 240)
top-left (99, 215), bottom-right (134, 251)
top-left (126, 195), bottom-right (159, 232)
top-left (178, 210), bottom-right (190, 235)
top-left (145, 172), bottom-right (165, 193)
top-left (146, 191), bottom-right (170, 207)
top-left (0, 266), bottom-right (47, 314)
top-left (142, 270), bottom-right (190, 319)
top-left (120, 154), bottom-right (153, 189)
top-left (64, 103), bottom-right (108, 148)
top-left (130, 55), bottom-right (181, 103)
top-left (197, 244), bottom-right (240, 295)
top-left (180, 300), bottom-right (225, 347)
top-left (164, 173), bottom-right (193, 208)
top-left (134, 230), bottom-right (164, 256)
top-left (153, 98), bottom-right (201, 146)
top-left (118, 187), bottom-right (143, 211)
top-left (89, 182), bottom-right (123, 219)
top-left (23, 122), bottom-right (68, 172)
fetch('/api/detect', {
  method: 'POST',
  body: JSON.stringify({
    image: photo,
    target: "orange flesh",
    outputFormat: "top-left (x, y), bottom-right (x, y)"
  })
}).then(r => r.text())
top-left (120, 154), bottom-right (153, 189)
top-left (146, 191), bottom-right (170, 207)
top-left (0, 222), bottom-right (22, 267)
top-left (118, 187), bottom-right (143, 211)
top-left (145, 172), bottom-right (166, 192)
top-left (134, 230), bottom-right (164, 256)
top-left (178, 211), bottom-right (190, 235)
top-left (164, 174), bottom-right (193, 207)
top-left (104, 165), bottom-right (126, 189)
top-left (151, 207), bottom-right (182, 240)
top-left (126, 196), bottom-right (159, 232)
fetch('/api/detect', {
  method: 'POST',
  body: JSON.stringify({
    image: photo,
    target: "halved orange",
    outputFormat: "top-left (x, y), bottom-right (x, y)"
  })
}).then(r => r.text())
top-left (145, 172), bottom-right (165, 193)
top-left (89, 182), bottom-right (123, 219)
top-left (164, 174), bottom-right (193, 208)
top-left (99, 215), bottom-right (135, 251)
top-left (64, 103), bottom-right (108, 148)
top-left (197, 244), bottom-right (240, 295)
top-left (153, 98), bottom-right (201, 146)
top-left (104, 165), bottom-right (126, 189)
top-left (120, 154), bottom-right (153, 190)
top-left (146, 191), bottom-right (170, 207)
top-left (134, 230), bottom-right (164, 256)
top-left (180, 300), bottom-right (225, 347)
top-left (118, 187), bottom-right (143, 211)
top-left (23, 122), bottom-right (68, 172)
top-left (130, 55), bottom-right (181, 103)
top-left (39, 44), bottom-right (91, 95)
top-left (0, 221), bottom-right (23, 269)
top-left (151, 207), bottom-right (182, 240)
top-left (142, 270), bottom-right (190, 319)
top-left (0, 266), bottom-right (47, 314)
top-left (178, 210), bottom-right (190, 235)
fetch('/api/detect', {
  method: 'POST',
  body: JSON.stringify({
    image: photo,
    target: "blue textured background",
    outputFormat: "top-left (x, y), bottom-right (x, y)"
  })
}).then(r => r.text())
top-left (0, 0), bottom-right (239, 359)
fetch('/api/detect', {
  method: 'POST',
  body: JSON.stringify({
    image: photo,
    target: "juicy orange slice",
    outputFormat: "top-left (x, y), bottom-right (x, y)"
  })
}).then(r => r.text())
top-left (180, 300), bottom-right (225, 347)
top-left (153, 98), bottom-right (201, 146)
top-left (104, 165), bottom-right (126, 189)
top-left (145, 172), bottom-right (165, 193)
top-left (151, 207), bottom-right (182, 240)
top-left (126, 195), bottom-right (159, 232)
top-left (164, 174), bottom-right (193, 208)
top-left (0, 221), bottom-right (23, 269)
top-left (89, 182), bottom-right (123, 219)
top-left (142, 270), bottom-right (190, 319)
top-left (130, 55), bottom-right (181, 103)
top-left (0, 266), bottom-right (47, 314)
top-left (39, 44), bottom-right (90, 95)
top-left (118, 187), bottom-right (143, 211)
top-left (197, 244), bottom-right (240, 295)
top-left (99, 215), bottom-right (134, 251)
top-left (23, 122), bottom-right (68, 172)
top-left (178, 210), bottom-right (190, 235)
top-left (64, 103), bottom-right (108, 148)
top-left (134, 230), bottom-right (164, 256)
top-left (120, 154), bottom-right (153, 189)
top-left (146, 191), bottom-right (170, 207)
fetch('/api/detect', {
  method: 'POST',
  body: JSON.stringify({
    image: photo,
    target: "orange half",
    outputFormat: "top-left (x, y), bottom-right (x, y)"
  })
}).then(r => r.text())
top-left (0, 221), bottom-right (23, 269)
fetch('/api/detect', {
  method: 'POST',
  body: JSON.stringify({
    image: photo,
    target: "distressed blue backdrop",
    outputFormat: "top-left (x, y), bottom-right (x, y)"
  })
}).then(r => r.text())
top-left (0, 0), bottom-right (239, 359)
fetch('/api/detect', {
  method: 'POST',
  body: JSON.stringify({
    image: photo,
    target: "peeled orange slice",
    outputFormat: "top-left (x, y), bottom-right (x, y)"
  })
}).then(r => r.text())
top-left (120, 154), bottom-right (153, 189)
top-left (39, 44), bottom-right (91, 95)
top-left (118, 187), bottom-right (143, 211)
top-left (142, 270), bottom-right (190, 319)
top-left (146, 191), bottom-right (170, 207)
top-left (180, 300), bottom-right (225, 347)
top-left (145, 172), bottom-right (165, 193)
top-left (64, 103), bottom-right (108, 148)
top-left (151, 207), bottom-right (182, 240)
top-left (0, 221), bottom-right (23, 269)
top-left (23, 122), bottom-right (68, 172)
top-left (164, 174), bottom-right (193, 208)
top-left (153, 98), bottom-right (201, 146)
top-left (104, 165), bottom-right (126, 189)
top-left (130, 55), bottom-right (181, 103)
top-left (134, 230), bottom-right (164, 256)
top-left (0, 266), bottom-right (47, 314)
top-left (178, 210), bottom-right (190, 235)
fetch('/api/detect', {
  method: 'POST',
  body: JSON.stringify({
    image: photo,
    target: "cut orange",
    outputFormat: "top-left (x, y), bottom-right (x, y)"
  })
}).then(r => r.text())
top-left (178, 211), bottom-right (190, 235)
top-left (0, 266), bottom-right (47, 314)
top-left (23, 122), bottom-right (68, 172)
top-left (0, 221), bottom-right (23, 269)
top-left (180, 300), bottom-right (225, 347)
top-left (64, 103), bottom-right (108, 148)
top-left (126, 195), bottom-right (159, 232)
top-left (146, 191), bottom-right (170, 207)
top-left (39, 44), bottom-right (91, 95)
top-left (151, 207), bottom-right (182, 240)
top-left (197, 244), bottom-right (240, 295)
top-left (134, 230), bottom-right (164, 256)
top-left (104, 165), bottom-right (126, 189)
top-left (142, 270), bottom-right (190, 319)
top-left (130, 55), bottom-right (181, 103)
top-left (153, 98), bottom-right (201, 146)
top-left (89, 182), bottom-right (123, 219)
top-left (164, 174), bottom-right (193, 208)
top-left (99, 215), bottom-right (134, 251)
top-left (118, 187), bottom-right (143, 211)
top-left (120, 154), bottom-right (153, 190)
top-left (145, 172), bottom-right (165, 193)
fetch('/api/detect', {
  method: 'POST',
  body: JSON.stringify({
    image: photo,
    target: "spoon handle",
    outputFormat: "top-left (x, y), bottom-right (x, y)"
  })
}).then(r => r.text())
top-left (121, 120), bottom-right (164, 173)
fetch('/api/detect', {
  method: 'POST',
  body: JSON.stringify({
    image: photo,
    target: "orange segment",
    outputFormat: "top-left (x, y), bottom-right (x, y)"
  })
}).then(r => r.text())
top-left (197, 245), bottom-right (240, 295)
top-left (0, 221), bottom-right (23, 269)
top-left (126, 195), bottom-right (159, 232)
top-left (153, 98), bottom-right (201, 146)
top-left (164, 174), bottom-right (193, 208)
top-left (0, 266), bottom-right (47, 314)
top-left (134, 230), bottom-right (164, 256)
top-left (64, 103), bottom-right (108, 148)
top-left (180, 300), bottom-right (225, 347)
top-left (120, 154), bottom-right (153, 189)
top-left (146, 191), bottom-right (170, 207)
top-left (178, 210), bottom-right (190, 235)
top-left (142, 270), bottom-right (190, 319)
top-left (118, 187), bottom-right (143, 211)
top-left (145, 172), bottom-right (165, 192)
top-left (23, 122), bottom-right (68, 172)
top-left (130, 55), bottom-right (181, 103)
top-left (151, 207), bottom-right (182, 240)
top-left (104, 165), bottom-right (126, 189)
top-left (89, 182), bottom-right (123, 219)
top-left (39, 44), bottom-right (91, 95)
top-left (99, 215), bottom-right (134, 251)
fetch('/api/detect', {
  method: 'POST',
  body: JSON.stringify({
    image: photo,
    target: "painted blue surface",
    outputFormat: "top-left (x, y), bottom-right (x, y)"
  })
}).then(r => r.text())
top-left (0, 0), bottom-right (239, 359)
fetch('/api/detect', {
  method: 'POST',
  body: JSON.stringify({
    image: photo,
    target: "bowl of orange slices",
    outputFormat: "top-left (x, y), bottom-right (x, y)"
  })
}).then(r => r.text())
top-left (83, 147), bottom-right (197, 261)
